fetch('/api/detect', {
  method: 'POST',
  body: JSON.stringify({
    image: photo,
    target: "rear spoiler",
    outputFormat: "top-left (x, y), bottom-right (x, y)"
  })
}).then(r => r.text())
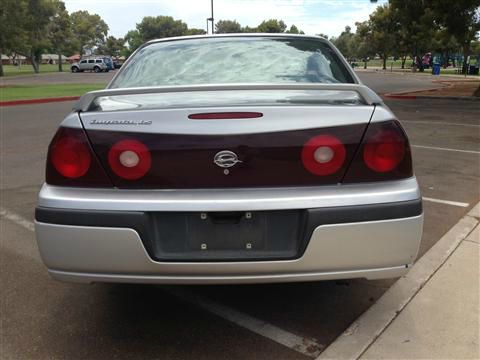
top-left (73, 83), bottom-right (383, 112)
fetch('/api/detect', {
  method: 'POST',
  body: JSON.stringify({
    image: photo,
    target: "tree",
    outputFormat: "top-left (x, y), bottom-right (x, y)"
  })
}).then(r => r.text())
top-left (389, 0), bottom-right (437, 71)
top-left (124, 16), bottom-right (189, 54)
top-left (14, 0), bottom-right (57, 73)
top-left (429, 0), bottom-right (480, 70)
top-left (257, 19), bottom-right (287, 33)
top-left (286, 24), bottom-right (304, 34)
top-left (0, 0), bottom-right (27, 76)
top-left (70, 10), bottom-right (109, 56)
top-left (96, 36), bottom-right (125, 57)
top-left (137, 16), bottom-right (188, 40)
top-left (186, 28), bottom-right (207, 35)
top-left (354, 21), bottom-right (375, 69)
top-left (368, 5), bottom-right (398, 70)
top-left (124, 30), bottom-right (143, 55)
top-left (316, 33), bottom-right (329, 40)
top-left (215, 20), bottom-right (242, 33)
top-left (49, 0), bottom-right (74, 72)
top-left (331, 26), bottom-right (356, 60)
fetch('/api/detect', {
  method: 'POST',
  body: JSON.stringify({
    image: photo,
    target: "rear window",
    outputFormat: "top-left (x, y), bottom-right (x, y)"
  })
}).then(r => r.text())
top-left (110, 36), bottom-right (355, 88)
top-left (95, 59), bottom-right (102, 63)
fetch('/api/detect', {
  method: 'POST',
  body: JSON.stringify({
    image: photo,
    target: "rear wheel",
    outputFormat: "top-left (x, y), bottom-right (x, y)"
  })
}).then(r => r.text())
top-left (71, 66), bottom-right (79, 73)
top-left (94, 66), bottom-right (101, 73)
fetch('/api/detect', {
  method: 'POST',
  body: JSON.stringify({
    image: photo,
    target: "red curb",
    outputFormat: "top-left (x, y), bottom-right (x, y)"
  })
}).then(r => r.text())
top-left (0, 96), bottom-right (80, 107)
top-left (383, 94), bottom-right (417, 100)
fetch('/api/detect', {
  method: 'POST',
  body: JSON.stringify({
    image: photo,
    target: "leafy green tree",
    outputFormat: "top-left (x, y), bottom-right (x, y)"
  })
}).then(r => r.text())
top-left (124, 16), bottom-right (189, 54)
top-left (49, 0), bottom-right (75, 72)
top-left (137, 16), bottom-right (188, 40)
top-left (186, 28), bottom-right (207, 35)
top-left (124, 30), bottom-right (143, 55)
top-left (389, 0), bottom-right (437, 71)
top-left (0, 0), bottom-right (27, 76)
top-left (70, 10), bottom-right (109, 56)
top-left (316, 33), bottom-right (329, 40)
top-left (215, 20), bottom-right (242, 33)
top-left (15, 0), bottom-right (57, 73)
top-left (331, 26), bottom-right (356, 60)
top-left (96, 36), bottom-right (125, 57)
top-left (368, 4), bottom-right (398, 70)
top-left (429, 0), bottom-right (480, 69)
top-left (257, 19), bottom-right (287, 33)
top-left (354, 21), bottom-right (375, 68)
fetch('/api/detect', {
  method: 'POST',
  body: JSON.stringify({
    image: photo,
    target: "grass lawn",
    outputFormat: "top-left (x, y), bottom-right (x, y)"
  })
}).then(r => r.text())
top-left (2, 64), bottom-right (62, 77)
top-left (0, 83), bottom-right (106, 101)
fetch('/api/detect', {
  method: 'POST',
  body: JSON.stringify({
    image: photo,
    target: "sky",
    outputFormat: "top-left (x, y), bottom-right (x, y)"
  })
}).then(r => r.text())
top-left (63, 0), bottom-right (388, 39)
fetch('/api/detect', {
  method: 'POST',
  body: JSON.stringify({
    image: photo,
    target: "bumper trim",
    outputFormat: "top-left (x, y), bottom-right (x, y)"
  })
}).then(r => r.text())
top-left (48, 265), bottom-right (410, 284)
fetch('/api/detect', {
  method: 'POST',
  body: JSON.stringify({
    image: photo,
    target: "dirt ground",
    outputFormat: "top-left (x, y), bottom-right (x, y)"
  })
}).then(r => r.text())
top-left (406, 80), bottom-right (480, 97)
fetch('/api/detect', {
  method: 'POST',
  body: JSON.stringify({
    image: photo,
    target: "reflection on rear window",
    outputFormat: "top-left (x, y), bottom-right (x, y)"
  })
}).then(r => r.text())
top-left (110, 36), bottom-right (354, 88)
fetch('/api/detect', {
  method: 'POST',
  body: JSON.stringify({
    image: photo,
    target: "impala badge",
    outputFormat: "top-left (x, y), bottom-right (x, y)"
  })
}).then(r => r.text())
top-left (214, 150), bottom-right (242, 171)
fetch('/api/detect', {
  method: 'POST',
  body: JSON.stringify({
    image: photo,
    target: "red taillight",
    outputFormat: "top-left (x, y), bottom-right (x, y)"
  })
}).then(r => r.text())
top-left (108, 139), bottom-right (151, 180)
top-left (343, 120), bottom-right (412, 183)
top-left (47, 127), bottom-right (112, 187)
top-left (301, 135), bottom-right (346, 176)
top-left (363, 129), bottom-right (406, 172)
top-left (51, 135), bottom-right (91, 178)
top-left (188, 112), bottom-right (263, 120)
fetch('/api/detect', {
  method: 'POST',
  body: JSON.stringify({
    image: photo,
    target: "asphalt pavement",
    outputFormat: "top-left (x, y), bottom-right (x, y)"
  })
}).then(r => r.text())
top-left (1, 72), bottom-right (479, 359)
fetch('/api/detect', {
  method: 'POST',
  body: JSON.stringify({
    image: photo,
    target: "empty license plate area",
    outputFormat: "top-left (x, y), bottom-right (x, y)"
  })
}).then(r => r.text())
top-left (149, 210), bottom-right (304, 261)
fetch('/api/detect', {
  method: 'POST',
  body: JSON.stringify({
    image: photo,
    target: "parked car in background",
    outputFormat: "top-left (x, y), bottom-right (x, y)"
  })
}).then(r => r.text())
top-left (36, 34), bottom-right (423, 285)
top-left (71, 57), bottom-right (109, 73)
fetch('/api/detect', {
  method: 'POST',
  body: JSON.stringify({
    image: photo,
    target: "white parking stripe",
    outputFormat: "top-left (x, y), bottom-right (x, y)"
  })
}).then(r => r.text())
top-left (166, 288), bottom-right (324, 358)
top-left (402, 120), bottom-right (480, 128)
top-left (422, 197), bottom-right (470, 208)
top-left (412, 144), bottom-right (480, 155)
top-left (0, 207), bottom-right (324, 358)
top-left (0, 207), bottom-right (35, 232)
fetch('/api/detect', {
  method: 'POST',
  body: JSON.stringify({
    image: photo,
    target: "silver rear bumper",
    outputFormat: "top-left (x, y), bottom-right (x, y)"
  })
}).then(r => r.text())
top-left (35, 178), bottom-right (423, 284)
top-left (35, 215), bottom-right (423, 284)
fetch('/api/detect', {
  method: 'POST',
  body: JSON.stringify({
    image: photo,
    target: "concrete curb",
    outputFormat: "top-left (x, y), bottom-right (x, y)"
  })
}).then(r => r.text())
top-left (0, 96), bottom-right (80, 107)
top-left (317, 202), bottom-right (480, 360)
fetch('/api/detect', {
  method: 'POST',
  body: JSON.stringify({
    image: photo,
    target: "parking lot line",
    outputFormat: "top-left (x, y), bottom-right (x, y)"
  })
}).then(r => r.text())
top-left (422, 197), bottom-right (470, 208)
top-left (0, 206), bottom-right (324, 358)
top-left (412, 145), bottom-right (480, 155)
top-left (0, 207), bottom-right (35, 232)
top-left (166, 287), bottom-right (324, 358)
top-left (402, 120), bottom-right (480, 128)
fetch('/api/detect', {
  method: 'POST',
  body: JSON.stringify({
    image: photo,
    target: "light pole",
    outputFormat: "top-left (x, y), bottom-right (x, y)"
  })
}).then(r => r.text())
top-left (210, 0), bottom-right (214, 34)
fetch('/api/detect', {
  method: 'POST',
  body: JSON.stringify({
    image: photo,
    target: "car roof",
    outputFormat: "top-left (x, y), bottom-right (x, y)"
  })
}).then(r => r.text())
top-left (144, 33), bottom-right (331, 46)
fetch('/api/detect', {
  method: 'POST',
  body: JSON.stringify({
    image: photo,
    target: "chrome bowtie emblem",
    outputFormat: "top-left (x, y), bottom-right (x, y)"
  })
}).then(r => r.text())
top-left (214, 150), bottom-right (242, 169)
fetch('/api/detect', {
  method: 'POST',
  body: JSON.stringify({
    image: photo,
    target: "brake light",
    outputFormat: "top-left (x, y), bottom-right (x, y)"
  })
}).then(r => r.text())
top-left (188, 112), bottom-right (263, 119)
top-left (108, 139), bottom-right (151, 180)
top-left (301, 135), bottom-right (346, 176)
top-left (51, 133), bottom-right (91, 178)
top-left (46, 127), bottom-right (112, 187)
top-left (343, 120), bottom-right (412, 183)
top-left (364, 129), bottom-right (405, 172)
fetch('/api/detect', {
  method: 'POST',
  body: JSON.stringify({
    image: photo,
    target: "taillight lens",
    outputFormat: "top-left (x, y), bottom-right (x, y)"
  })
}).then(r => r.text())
top-left (301, 135), bottom-right (346, 176)
top-left (46, 127), bottom-right (112, 187)
top-left (51, 134), bottom-right (91, 178)
top-left (343, 120), bottom-right (412, 183)
top-left (363, 129), bottom-right (406, 172)
top-left (108, 139), bottom-right (151, 180)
